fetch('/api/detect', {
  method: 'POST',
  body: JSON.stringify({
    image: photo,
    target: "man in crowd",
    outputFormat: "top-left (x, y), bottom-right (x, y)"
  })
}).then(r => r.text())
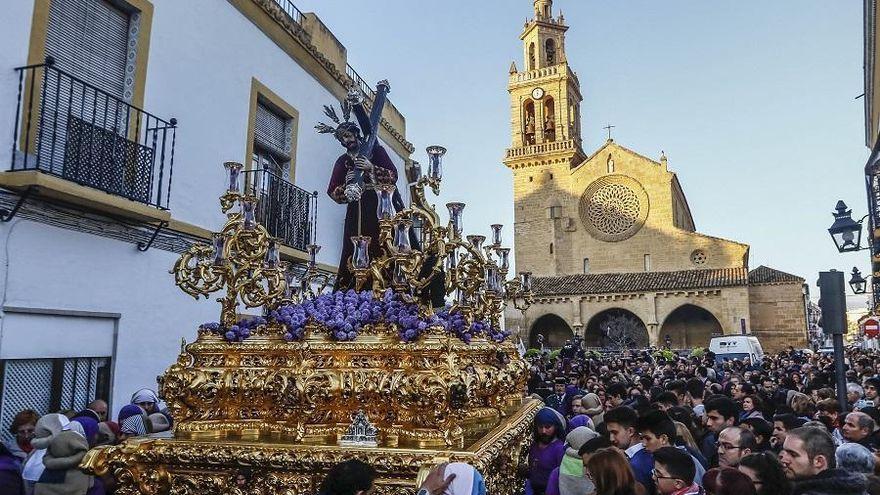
top-left (716, 426), bottom-right (755, 467)
top-left (527, 407), bottom-right (567, 495)
top-left (545, 378), bottom-right (570, 416)
top-left (779, 426), bottom-right (868, 495)
top-left (653, 446), bottom-right (704, 495)
top-left (638, 410), bottom-right (706, 486)
top-left (605, 406), bottom-right (654, 493)
top-left (702, 397), bottom-right (738, 464)
top-left (772, 414), bottom-right (804, 452)
top-left (840, 411), bottom-right (879, 450)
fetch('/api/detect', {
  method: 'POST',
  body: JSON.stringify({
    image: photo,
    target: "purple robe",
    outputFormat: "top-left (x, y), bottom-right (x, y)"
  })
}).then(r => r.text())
top-left (326, 144), bottom-right (399, 290)
top-left (527, 438), bottom-right (566, 495)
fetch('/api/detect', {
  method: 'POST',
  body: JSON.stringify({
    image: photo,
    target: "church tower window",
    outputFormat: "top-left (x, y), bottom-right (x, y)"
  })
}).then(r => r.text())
top-left (523, 100), bottom-right (536, 145)
top-left (528, 43), bottom-right (536, 71)
top-left (543, 97), bottom-right (556, 142)
top-left (545, 38), bottom-right (556, 65)
top-left (583, 258), bottom-right (590, 274)
top-left (644, 254), bottom-right (651, 272)
top-left (550, 243), bottom-right (554, 254)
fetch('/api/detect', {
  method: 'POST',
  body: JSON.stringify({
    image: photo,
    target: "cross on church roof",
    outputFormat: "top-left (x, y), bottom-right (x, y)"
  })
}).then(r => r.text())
top-left (603, 124), bottom-right (615, 141)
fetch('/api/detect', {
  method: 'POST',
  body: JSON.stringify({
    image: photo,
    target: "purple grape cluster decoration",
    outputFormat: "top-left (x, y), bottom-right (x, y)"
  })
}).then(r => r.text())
top-left (205, 290), bottom-right (510, 344)
top-left (200, 316), bottom-right (266, 343)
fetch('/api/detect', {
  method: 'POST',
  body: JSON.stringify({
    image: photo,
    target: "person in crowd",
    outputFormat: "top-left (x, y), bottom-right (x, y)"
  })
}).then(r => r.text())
top-left (22, 414), bottom-right (69, 495)
top-left (653, 446), bottom-right (704, 495)
top-left (0, 441), bottom-right (23, 495)
top-left (582, 393), bottom-right (605, 429)
top-left (834, 442), bottom-right (875, 475)
top-left (638, 409), bottom-right (706, 485)
top-left (605, 406), bottom-right (654, 493)
top-left (717, 427), bottom-right (756, 468)
top-left (740, 418), bottom-right (773, 452)
top-left (527, 407), bottom-right (566, 495)
top-left (579, 436), bottom-right (613, 465)
top-left (738, 452), bottom-right (792, 495)
top-left (130, 389), bottom-right (173, 426)
top-left (6, 409), bottom-right (38, 461)
top-left (546, 426), bottom-right (598, 495)
top-left (814, 399), bottom-right (843, 445)
top-left (778, 426), bottom-right (868, 495)
top-left (317, 459), bottom-right (376, 495)
top-left (584, 447), bottom-right (642, 495)
top-left (772, 414), bottom-right (804, 452)
top-left (740, 396), bottom-right (765, 421)
top-left (703, 467), bottom-right (757, 495)
top-left (545, 378), bottom-right (571, 417)
top-left (847, 383), bottom-right (865, 409)
top-left (117, 405), bottom-right (150, 440)
top-left (841, 411), bottom-right (879, 450)
top-left (703, 397), bottom-right (739, 465)
top-left (864, 377), bottom-right (880, 403)
top-left (34, 421), bottom-right (92, 495)
top-left (687, 379), bottom-right (707, 420)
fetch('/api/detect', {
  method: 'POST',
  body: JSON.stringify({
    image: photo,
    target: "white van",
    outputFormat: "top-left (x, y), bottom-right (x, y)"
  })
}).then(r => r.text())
top-left (709, 335), bottom-right (764, 364)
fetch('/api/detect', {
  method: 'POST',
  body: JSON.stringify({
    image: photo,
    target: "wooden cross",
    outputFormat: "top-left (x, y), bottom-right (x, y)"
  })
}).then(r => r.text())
top-left (603, 124), bottom-right (615, 140)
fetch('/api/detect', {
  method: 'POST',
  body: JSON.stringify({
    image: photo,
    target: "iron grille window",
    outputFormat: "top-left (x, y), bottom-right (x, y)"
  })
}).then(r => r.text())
top-left (0, 357), bottom-right (110, 444)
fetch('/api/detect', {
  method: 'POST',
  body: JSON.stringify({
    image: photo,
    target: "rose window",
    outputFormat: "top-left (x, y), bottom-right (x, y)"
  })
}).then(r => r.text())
top-left (580, 176), bottom-right (649, 242)
top-left (691, 249), bottom-right (707, 265)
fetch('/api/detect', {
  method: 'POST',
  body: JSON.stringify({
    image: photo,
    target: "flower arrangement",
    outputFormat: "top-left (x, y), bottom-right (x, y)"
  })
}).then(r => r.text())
top-left (202, 290), bottom-right (510, 344)
top-left (199, 316), bottom-right (266, 342)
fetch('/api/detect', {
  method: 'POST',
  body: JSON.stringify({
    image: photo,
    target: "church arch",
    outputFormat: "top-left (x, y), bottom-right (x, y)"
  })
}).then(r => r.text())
top-left (545, 38), bottom-right (557, 64)
top-left (543, 96), bottom-right (556, 142)
top-left (528, 43), bottom-right (536, 71)
top-left (659, 304), bottom-right (722, 349)
top-left (523, 99), bottom-right (536, 145)
top-left (529, 313), bottom-right (574, 349)
top-left (584, 308), bottom-right (649, 349)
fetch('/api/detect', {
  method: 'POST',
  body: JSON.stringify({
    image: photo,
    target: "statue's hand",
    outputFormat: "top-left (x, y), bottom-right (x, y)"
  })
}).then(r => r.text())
top-left (344, 183), bottom-right (363, 202)
top-left (354, 156), bottom-right (374, 171)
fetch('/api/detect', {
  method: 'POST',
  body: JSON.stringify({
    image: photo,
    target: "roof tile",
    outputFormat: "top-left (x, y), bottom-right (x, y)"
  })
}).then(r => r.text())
top-left (532, 267), bottom-right (749, 296)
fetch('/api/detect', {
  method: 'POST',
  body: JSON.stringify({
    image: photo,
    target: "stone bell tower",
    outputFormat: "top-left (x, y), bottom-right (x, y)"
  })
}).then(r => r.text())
top-left (505, 0), bottom-right (586, 277)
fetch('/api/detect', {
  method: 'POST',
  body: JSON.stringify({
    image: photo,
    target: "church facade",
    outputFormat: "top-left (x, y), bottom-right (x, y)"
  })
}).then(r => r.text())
top-left (504, 0), bottom-right (808, 352)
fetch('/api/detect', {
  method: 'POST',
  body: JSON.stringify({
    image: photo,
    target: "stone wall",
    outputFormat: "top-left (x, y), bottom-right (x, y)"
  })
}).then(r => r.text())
top-left (748, 282), bottom-right (809, 351)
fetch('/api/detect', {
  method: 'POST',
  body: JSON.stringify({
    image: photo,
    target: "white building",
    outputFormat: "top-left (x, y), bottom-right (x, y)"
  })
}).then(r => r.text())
top-left (0, 0), bottom-right (413, 435)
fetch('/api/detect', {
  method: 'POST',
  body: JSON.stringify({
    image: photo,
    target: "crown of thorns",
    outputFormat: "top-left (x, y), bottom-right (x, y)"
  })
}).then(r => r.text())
top-left (314, 101), bottom-right (359, 137)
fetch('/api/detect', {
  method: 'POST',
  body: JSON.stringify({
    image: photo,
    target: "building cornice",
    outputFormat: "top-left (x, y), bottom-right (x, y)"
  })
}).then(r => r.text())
top-left (230, 0), bottom-right (414, 157)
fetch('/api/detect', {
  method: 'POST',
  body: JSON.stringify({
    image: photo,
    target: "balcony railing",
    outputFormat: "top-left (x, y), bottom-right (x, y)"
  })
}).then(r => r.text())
top-left (272, 0), bottom-right (304, 26)
top-left (10, 59), bottom-right (177, 210)
top-left (256, 168), bottom-right (316, 252)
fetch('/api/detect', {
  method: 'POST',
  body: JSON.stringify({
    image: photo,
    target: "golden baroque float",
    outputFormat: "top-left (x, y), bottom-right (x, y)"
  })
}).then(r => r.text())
top-left (82, 84), bottom-right (536, 494)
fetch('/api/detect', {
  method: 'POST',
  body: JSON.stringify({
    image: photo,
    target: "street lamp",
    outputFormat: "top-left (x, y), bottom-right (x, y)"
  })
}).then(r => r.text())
top-left (827, 201), bottom-right (865, 253)
top-left (850, 267), bottom-right (869, 294)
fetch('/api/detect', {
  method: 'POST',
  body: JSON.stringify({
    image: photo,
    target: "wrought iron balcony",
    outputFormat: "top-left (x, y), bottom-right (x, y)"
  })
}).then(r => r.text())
top-left (256, 168), bottom-right (316, 252)
top-left (9, 58), bottom-right (176, 210)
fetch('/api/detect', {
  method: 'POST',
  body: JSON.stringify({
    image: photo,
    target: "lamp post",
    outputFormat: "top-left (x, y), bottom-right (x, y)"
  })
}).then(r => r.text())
top-left (827, 201), bottom-right (865, 253)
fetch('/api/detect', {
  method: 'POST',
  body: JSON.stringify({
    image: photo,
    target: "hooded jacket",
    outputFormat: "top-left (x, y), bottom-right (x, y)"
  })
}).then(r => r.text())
top-left (791, 468), bottom-right (868, 495)
top-left (34, 430), bottom-right (91, 495)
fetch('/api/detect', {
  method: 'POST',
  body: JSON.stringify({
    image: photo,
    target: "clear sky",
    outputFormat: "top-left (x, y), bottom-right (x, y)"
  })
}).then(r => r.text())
top-left (295, 0), bottom-right (870, 306)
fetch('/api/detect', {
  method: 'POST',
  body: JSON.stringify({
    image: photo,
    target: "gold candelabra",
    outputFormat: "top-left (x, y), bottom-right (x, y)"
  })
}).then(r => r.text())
top-left (350, 146), bottom-right (534, 327)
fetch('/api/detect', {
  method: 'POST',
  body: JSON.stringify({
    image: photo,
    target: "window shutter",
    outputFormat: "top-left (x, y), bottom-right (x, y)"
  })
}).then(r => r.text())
top-left (254, 102), bottom-right (290, 162)
top-left (45, 0), bottom-right (130, 100)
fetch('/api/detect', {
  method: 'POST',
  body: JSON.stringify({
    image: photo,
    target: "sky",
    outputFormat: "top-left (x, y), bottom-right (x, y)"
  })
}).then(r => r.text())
top-left (295, 0), bottom-right (870, 306)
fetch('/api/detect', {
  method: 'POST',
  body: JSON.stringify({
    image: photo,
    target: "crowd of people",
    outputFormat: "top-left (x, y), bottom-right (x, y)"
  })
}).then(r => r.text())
top-left (522, 339), bottom-right (880, 495)
top-left (0, 389), bottom-right (172, 495)
top-left (5, 341), bottom-right (880, 495)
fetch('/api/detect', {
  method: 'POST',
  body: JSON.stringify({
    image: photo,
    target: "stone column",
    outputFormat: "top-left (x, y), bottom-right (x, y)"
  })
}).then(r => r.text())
top-left (647, 324), bottom-right (660, 347)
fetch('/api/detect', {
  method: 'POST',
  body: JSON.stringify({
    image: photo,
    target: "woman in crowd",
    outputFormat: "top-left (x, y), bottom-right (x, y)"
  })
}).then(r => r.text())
top-left (703, 467), bottom-right (756, 495)
top-left (22, 414), bottom-right (69, 495)
top-left (585, 447), bottom-right (643, 495)
top-left (6, 409), bottom-right (38, 461)
top-left (740, 396), bottom-right (764, 421)
top-left (737, 452), bottom-right (791, 495)
top-left (34, 421), bottom-right (91, 495)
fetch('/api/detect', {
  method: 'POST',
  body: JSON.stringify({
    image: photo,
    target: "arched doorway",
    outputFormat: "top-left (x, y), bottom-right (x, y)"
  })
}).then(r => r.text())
top-left (660, 304), bottom-right (722, 349)
top-left (529, 314), bottom-right (574, 349)
top-left (585, 309), bottom-right (649, 349)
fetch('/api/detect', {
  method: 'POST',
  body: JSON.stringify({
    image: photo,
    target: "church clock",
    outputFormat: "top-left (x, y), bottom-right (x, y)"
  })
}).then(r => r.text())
top-left (531, 87), bottom-right (545, 99)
